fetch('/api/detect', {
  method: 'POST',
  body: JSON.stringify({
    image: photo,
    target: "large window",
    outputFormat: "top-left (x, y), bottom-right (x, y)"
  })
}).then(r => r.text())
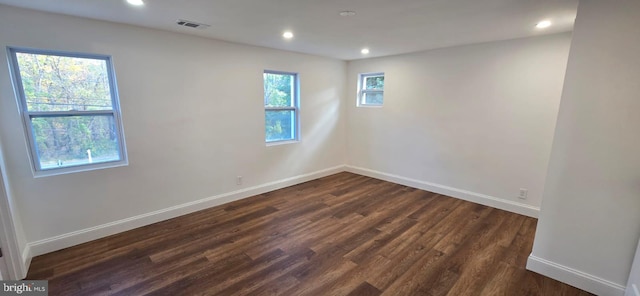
top-left (8, 48), bottom-right (127, 176)
top-left (264, 71), bottom-right (299, 143)
top-left (358, 72), bottom-right (384, 106)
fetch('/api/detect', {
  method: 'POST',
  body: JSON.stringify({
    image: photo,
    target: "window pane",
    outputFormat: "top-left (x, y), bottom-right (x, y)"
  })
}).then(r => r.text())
top-left (265, 110), bottom-right (295, 142)
top-left (15, 53), bottom-right (113, 112)
top-left (31, 115), bottom-right (121, 170)
top-left (364, 76), bottom-right (384, 90)
top-left (264, 72), bottom-right (294, 107)
top-left (363, 92), bottom-right (384, 105)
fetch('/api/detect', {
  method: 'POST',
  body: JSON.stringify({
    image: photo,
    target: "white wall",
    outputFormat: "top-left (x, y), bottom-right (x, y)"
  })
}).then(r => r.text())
top-left (0, 5), bottom-right (346, 260)
top-left (346, 33), bottom-right (571, 217)
top-left (0, 149), bottom-right (29, 279)
top-left (625, 239), bottom-right (640, 296)
top-left (528, 1), bottom-right (640, 295)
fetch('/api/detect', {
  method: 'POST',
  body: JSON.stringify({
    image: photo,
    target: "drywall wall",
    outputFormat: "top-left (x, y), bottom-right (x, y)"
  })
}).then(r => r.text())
top-left (0, 148), bottom-right (28, 278)
top-left (625, 239), bottom-right (640, 296)
top-left (0, 5), bottom-right (346, 256)
top-left (346, 33), bottom-right (571, 216)
top-left (528, 1), bottom-right (640, 295)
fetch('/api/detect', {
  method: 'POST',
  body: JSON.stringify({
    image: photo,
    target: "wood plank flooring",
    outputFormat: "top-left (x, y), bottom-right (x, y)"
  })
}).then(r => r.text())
top-left (27, 172), bottom-right (593, 295)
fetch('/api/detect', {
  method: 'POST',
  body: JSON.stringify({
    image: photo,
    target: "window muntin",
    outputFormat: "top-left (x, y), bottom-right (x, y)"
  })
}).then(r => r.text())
top-left (8, 48), bottom-right (127, 175)
top-left (264, 71), bottom-right (298, 143)
top-left (358, 72), bottom-right (384, 106)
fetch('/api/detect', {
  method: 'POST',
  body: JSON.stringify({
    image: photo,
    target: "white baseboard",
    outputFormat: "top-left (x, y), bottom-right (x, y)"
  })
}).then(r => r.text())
top-left (527, 254), bottom-right (626, 296)
top-left (26, 165), bottom-right (346, 258)
top-left (345, 165), bottom-right (539, 218)
top-left (21, 246), bottom-right (31, 279)
top-left (18, 164), bottom-right (627, 296)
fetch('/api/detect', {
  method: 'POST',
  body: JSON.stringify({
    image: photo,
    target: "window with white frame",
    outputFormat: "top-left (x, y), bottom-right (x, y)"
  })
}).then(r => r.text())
top-left (8, 48), bottom-right (127, 175)
top-left (358, 72), bottom-right (384, 106)
top-left (264, 71), bottom-right (299, 143)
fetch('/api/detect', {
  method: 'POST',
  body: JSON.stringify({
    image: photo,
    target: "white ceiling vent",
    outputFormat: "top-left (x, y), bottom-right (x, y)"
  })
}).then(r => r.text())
top-left (176, 19), bottom-right (210, 29)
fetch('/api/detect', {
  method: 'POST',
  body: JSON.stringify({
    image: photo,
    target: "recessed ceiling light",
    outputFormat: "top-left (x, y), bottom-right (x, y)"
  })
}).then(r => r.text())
top-left (283, 31), bottom-right (294, 39)
top-left (536, 20), bottom-right (552, 29)
top-left (361, 48), bottom-right (370, 55)
top-left (126, 0), bottom-right (144, 6)
top-left (339, 11), bottom-right (356, 17)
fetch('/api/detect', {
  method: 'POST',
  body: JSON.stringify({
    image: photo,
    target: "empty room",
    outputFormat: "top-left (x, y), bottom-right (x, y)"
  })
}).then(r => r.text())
top-left (0, 0), bottom-right (638, 295)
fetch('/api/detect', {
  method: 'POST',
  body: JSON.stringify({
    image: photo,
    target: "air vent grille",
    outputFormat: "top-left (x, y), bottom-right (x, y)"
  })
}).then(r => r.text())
top-left (176, 19), bottom-right (210, 29)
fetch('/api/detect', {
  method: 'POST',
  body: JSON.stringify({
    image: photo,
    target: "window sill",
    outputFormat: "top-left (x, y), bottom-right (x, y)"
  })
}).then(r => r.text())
top-left (33, 160), bottom-right (128, 178)
top-left (266, 140), bottom-right (299, 147)
top-left (356, 104), bottom-right (384, 108)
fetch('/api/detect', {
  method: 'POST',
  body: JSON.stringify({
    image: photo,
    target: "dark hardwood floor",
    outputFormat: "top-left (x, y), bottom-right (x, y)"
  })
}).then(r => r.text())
top-left (27, 172), bottom-right (592, 295)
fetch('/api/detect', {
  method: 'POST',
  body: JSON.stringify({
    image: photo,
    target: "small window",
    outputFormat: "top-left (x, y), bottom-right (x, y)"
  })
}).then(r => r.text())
top-left (8, 48), bottom-right (127, 176)
top-left (358, 72), bottom-right (384, 106)
top-left (264, 71), bottom-right (299, 143)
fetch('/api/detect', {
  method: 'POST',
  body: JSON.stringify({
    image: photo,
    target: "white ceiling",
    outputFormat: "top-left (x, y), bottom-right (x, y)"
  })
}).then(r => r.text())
top-left (0, 0), bottom-right (578, 60)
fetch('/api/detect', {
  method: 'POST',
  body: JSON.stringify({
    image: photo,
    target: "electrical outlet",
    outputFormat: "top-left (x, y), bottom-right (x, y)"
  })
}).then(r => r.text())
top-left (236, 176), bottom-right (242, 185)
top-left (519, 188), bottom-right (528, 199)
